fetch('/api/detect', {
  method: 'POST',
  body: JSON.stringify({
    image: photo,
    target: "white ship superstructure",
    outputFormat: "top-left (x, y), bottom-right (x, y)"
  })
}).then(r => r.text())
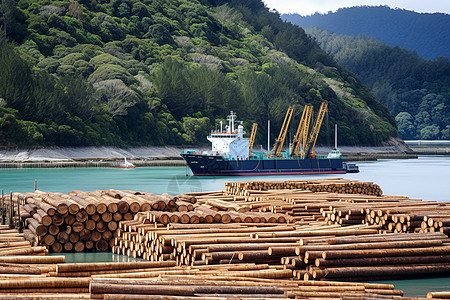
top-left (207, 111), bottom-right (249, 160)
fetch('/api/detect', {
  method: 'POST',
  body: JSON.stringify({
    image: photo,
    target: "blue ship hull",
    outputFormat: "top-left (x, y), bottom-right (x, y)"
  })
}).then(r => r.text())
top-left (181, 153), bottom-right (348, 176)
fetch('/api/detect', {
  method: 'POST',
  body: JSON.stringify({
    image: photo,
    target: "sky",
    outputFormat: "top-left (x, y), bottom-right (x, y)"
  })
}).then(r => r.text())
top-left (262, 0), bottom-right (450, 16)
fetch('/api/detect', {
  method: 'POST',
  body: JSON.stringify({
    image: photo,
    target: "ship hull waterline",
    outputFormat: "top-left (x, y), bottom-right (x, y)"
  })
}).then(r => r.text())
top-left (181, 153), bottom-right (348, 176)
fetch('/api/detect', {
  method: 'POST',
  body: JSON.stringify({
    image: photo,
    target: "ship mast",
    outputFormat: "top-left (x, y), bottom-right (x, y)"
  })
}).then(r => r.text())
top-left (227, 111), bottom-right (236, 133)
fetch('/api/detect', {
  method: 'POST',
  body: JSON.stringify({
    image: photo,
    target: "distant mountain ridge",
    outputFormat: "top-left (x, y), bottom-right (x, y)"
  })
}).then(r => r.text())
top-left (282, 6), bottom-right (450, 60)
top-left (304, 27), bottom-right (450, 140)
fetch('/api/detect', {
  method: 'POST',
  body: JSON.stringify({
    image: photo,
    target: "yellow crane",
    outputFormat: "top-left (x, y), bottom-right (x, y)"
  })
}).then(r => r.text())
top-left (290, 105), bottom-right (313, 157)
top-left (248, 123), bottom-right (258, 158)
top-left (302, 101), bottom-right (328, 159)
top-left (270, 106), bottom-right (294, 158)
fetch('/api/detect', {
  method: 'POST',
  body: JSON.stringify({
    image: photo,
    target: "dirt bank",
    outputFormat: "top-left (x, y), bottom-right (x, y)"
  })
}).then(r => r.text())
top-left (0, 138), bottom-right (413, 163)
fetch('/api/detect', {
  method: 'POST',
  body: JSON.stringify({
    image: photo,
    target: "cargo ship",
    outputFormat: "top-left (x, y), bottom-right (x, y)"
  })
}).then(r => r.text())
top-left (181, 103), bottom-right (358, 176)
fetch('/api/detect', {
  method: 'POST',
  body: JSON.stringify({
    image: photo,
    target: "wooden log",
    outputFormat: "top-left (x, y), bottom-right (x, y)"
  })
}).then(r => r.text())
top-left (0, 246), bottom-right (48, 256)
top-left (65, 214), bottom-right (76, 226)
top-left (102, 212), bottom-right (113, 223)
top-left (64, 241), bottom-right (74, 252)
top-left (26, 218), bottom-right (47, 237)
top-left (95, 240), bottom-right (109, 252)
top-left (74, 241), bottom-right (85, 252)
top-left (51, 242), bottom-right (63, 253)
top-left (72, 222), bottom-right (84, 233)
top-left (85, 220), bottom-right (96, 231)
top-left (0, 287), bottom-right (89, 294)
top-left (0, 277), bottom-right (90, 288)
top-left (57, 261), bottom-right (177, 272)
top-left (427, 291), bottom-right (450, 298)
top-left (90, 282), bottom-right (283, 296)
top-left (0, 264), bottom-right (42, 274)
top-left (315, 263), bottom-right (450, 279)
top-left (297, 239), bottom-right (444, 254)
top-left (108, 221), bottom-right (118, 231)
top-left (48, 225), bottom-right (59, 236)
top-left (56, 231), bottom-right (69, 244)
top-left (51, 214), bottom-right (64, 226)
top-left (316, 254), bottom-right (450, 267)
top-left (322, 246), bottom-right (450, 259)
top-left (69, 232), bottom-right (80, 244)
top-left (79, 229), bottom-right (90, 242)
top-left (118, 201), bottom-right (130, 214)
top-left (0, 255), bottom-right (65, 263)
top-left (76, 210), bottom-right (88, 223)
top-left (91, 230), bottom-right (102, 242)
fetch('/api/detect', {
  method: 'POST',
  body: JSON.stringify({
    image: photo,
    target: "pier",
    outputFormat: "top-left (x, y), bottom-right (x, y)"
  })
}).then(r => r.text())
top-left (0, 158), bottom-right (186, 169)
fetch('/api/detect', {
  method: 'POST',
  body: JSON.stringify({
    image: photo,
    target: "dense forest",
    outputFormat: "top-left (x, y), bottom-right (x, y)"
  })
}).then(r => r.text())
top-left (0, 0), bottom-right (397, 148)
top-left (305, 27), bottom-right (450, 140)
top-left (283, 6), bottom-right (450, 60)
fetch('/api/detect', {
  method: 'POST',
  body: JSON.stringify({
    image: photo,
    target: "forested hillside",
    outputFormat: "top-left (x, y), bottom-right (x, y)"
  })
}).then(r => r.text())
top-left (306, 27), bottom-right (450, 140)
top-left (283, 6), bottom-right (450, 60)
top-left (0, 0), bottom-right (397, 148)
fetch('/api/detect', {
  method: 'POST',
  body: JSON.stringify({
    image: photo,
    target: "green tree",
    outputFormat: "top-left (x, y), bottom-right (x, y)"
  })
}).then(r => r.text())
top-left (153, 57), bottom-right (193, 118)
top-left (395, 112), bottom-right (416, 139)
top-left (182, 116), bottom-right (211, 144)
top-left (93, 79), bottom-right (138, 117)
top-left (420, 125), bottom-right (440, 140)
top-left (0, 0), bottom-right (15, 38)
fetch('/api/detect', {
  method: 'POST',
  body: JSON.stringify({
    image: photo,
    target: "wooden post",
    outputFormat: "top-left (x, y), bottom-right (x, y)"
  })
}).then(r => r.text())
top-left (17, 193), bottom-right (22, 230)
top-left (1, 190), bottom-right (4, 225)
top-left (9, 192), bottom-right (13, 228)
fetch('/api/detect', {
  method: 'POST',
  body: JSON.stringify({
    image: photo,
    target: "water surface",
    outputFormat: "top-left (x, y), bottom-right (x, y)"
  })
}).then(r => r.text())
top-left (1, 156), bottom-right (448, 202)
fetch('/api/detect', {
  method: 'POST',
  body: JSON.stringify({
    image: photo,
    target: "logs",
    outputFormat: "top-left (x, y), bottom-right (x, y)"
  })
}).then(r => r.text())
top-left (0, 226), bottom-right (47, 256)
top-left (224, 179), bottom-right (382, 196)
top-left (3, 178), bottom-right (450, 299)
top-left (88, 274), bottom-right (403, 300)
top-left (18, 190), bottom-right (183, 253)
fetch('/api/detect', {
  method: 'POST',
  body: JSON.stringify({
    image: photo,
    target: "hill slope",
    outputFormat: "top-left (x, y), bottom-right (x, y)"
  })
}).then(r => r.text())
top-left (0, 0), bottom-right (397, 148)
top-left (305, 27), bottom-right (450, 140)
top-left (283, 6), bottom-right (450, 60)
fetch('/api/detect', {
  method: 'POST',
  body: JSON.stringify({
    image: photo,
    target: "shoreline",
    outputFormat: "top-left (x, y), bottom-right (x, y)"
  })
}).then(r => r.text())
top-left (1, 142), bottom-right (447, 168)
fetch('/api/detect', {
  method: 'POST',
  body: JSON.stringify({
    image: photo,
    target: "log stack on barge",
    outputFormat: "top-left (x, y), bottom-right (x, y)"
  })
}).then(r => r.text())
top-left (1, 178), bottom-right (450, 299)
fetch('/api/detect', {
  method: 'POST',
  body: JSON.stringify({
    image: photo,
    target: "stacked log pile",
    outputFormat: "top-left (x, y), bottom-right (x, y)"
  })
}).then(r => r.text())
top-left (113, 221), bottom-right (316, 262)
top-left (283, 231), bottom-right (450, 281)
top-left (3, 177), bottom-right (450, 299)
top-left (0, 225), bottom-right (47, 256)
top-left (89, 273), bottom-right (405, 300)
top-left (0, 260), bottom-right (179, 299)
top-left (322, 196), bottom-right (450, 234)
top-left (0, 256), bottom-right (410, 300)
top-left (223, 179), bottom-right (450, 235)
top-left (225, 178), bottom-right (382, 196)
top-left (113, 217), bottom-right (384, 264)
top-left (17, 189), bottom-right (187, 253)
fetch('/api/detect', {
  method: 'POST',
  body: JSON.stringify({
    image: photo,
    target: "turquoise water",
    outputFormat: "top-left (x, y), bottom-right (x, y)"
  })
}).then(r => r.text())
top-left (376, 277), bottom-right (450, 297)
top-left (0, 156), bottom-right (448, 202)
top-left (1, 155), bottom-right (450, 296)
top-left (49, 252), bottom-right (145, 263)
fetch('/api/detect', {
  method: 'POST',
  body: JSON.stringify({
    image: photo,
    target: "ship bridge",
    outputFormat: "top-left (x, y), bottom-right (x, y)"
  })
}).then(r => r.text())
top-left (207, 112), bottom-right (249, 160)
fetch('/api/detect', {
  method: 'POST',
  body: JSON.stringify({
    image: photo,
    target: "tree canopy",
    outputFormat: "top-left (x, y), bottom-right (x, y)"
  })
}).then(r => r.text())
top-left (0, 0), bottom-right (397, 148)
